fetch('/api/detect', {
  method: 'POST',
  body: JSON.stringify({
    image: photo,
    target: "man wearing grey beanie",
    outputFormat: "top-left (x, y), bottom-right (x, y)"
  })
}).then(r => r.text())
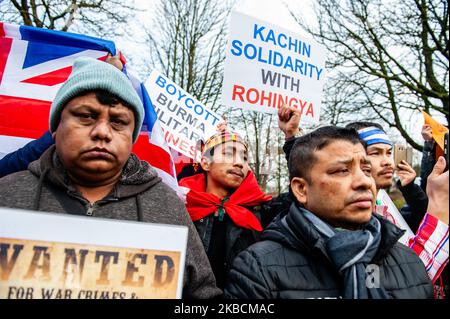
top-left (0, 57), bottom-right (221, 299)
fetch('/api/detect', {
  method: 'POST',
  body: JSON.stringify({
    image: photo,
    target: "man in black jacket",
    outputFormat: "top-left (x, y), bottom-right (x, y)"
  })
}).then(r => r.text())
top-left (224, 126), bottom-right (433, 299)
top-left (178, 132), bottom-right (273, 289)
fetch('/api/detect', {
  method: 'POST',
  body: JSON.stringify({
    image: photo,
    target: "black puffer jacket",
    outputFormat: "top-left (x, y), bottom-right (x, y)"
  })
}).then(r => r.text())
top-left (397, 180), bottom-right (428, 233)
top-left (193, 202), bottom-right (278, 289)
top-left (224, 203), bottom-right (434, 299)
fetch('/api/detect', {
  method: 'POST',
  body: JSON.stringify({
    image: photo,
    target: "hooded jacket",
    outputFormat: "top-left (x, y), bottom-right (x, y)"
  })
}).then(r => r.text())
top-left (0, 146), bottom-right (221, 299)
top-left (224, 203), bottom-right (434, 299)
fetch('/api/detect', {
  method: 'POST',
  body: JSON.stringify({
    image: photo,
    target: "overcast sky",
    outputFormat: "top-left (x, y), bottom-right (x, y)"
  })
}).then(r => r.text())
top-left (114, 0), bottom-right (316, 73)
top-left (238, 0), bottom-right (315, 34)
top-left (112, 0), bottom-right (426, 146)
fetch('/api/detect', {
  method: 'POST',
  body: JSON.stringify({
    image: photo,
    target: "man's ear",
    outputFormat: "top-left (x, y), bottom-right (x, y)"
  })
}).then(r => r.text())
top-left (200, 157), bottom-right (211, 172)
top-left (291, 177), bottom-right (308, 205)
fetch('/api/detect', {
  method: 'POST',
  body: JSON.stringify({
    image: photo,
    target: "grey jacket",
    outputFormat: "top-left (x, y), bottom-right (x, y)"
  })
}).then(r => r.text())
top-left (0, 146), bottom-right (221, 299)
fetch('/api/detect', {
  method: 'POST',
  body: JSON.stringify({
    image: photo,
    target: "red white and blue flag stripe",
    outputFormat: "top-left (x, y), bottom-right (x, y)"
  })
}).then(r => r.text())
top-left (408, 213), bottom-right (449, 284)
top-left (376, 189), bottom-right (448, 285)
top-left (0, 22), bottom-right (179, 191)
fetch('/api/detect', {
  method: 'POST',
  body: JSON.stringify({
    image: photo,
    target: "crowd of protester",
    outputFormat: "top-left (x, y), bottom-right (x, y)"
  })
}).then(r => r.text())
top-left (0, 57), bottom-right (448, 299)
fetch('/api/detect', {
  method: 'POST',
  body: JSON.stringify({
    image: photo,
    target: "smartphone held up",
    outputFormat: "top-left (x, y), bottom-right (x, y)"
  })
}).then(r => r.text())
top-left (394, 144), bottom-right (413, 168)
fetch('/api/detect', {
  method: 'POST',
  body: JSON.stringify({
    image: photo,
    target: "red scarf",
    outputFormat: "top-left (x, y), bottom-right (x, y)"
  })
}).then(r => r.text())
top-left (179, 171), bottom-right (272, 231)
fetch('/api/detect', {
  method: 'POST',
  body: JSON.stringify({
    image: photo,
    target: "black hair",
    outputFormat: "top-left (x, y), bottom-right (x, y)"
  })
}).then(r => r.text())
top-left (345, 121), bottom-right (384, 131)
top-left (288, 126), bottom-right (363, 183)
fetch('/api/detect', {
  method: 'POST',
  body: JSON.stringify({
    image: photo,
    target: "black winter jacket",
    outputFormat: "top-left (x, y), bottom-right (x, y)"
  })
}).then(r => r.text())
top-left (194, 202), bottom-right (277, 289)
top-left (420, 140), bottom-right (436, 191)
top-left (224, 203), bottom-right (434, 299)
top-left (397, 180), bottom-right (428, 233)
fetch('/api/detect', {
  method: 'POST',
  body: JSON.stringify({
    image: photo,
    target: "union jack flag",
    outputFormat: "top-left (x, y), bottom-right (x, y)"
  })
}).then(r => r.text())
top-left (0, 22), bottom-right (179, 191)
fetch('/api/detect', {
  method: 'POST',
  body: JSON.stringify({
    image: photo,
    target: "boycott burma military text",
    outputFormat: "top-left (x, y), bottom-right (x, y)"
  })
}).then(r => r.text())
top-left (154, 75), bottom-right (221, 127)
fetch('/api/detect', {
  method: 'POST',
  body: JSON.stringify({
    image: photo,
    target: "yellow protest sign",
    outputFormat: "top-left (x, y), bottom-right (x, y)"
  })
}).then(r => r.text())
top-left (423, 111), bottom-right (448, 151)
top-left (0, 238), bottom-right (180, 299)
top-left (0, 208), bottom-right (188, 299)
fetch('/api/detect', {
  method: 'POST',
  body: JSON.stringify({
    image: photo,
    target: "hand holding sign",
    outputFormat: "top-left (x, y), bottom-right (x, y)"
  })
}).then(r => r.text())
top-left (105, 53), bottom-right (123, 71)
top-left (278, 104), bottom-right (302, 139)
top-left (421, 124), bottom-right (433, 142)
top-left (216, 115), bottom-right (228, 133)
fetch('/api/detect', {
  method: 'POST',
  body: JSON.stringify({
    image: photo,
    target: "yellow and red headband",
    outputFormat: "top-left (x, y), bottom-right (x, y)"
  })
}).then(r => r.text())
top-left (202, 131), bottom-right (248, 156)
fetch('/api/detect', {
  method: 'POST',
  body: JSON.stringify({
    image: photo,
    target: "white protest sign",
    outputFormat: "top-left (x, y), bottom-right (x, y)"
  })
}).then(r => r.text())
top-left (222, 11), bottom-right (326, 123)
top-left (144, 70), bottom-right (223, 159)
top-left (0, 208), bottom-right (188, 299)
top-left (376, 189), bottom-right (415, 245)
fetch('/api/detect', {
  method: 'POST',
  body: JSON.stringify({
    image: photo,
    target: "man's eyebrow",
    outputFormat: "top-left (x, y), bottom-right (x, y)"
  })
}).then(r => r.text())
top-left (70, 104), bottom-right (98, 111)
top-left (368, 146), bottom-right (392, 152)
top-left (330, 157), bottom-right (371, 166)
top-left (109, 110), bottom-right (132, 118)
top-left (109, 105), bottom-right (131, 112)
top-left (331, 158), bottom-right (353, 165)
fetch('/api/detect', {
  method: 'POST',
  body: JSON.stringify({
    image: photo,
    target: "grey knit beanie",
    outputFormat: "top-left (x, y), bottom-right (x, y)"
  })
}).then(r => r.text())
top-left (49, 57), bottom-right (144, 143)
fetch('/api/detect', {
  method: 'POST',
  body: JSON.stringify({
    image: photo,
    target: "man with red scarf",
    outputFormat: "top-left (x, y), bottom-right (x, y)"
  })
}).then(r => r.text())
top-left (179, 131), bottom-right (273, 289)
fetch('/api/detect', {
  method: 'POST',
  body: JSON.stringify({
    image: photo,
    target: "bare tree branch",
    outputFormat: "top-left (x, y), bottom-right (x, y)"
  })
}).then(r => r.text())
top-left (289, 0), bottom-right (449, 150)
top-left (1, 0), bottom-right (139, 38)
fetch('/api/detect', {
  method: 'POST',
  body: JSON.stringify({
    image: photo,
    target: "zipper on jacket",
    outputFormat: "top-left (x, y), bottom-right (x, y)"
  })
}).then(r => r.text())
top-left (84, 198), bottom-right (118, 216)
top-left (86, 203), bottom-right (95, 216)
top-left (67, 189), bottom-right (119, 217)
